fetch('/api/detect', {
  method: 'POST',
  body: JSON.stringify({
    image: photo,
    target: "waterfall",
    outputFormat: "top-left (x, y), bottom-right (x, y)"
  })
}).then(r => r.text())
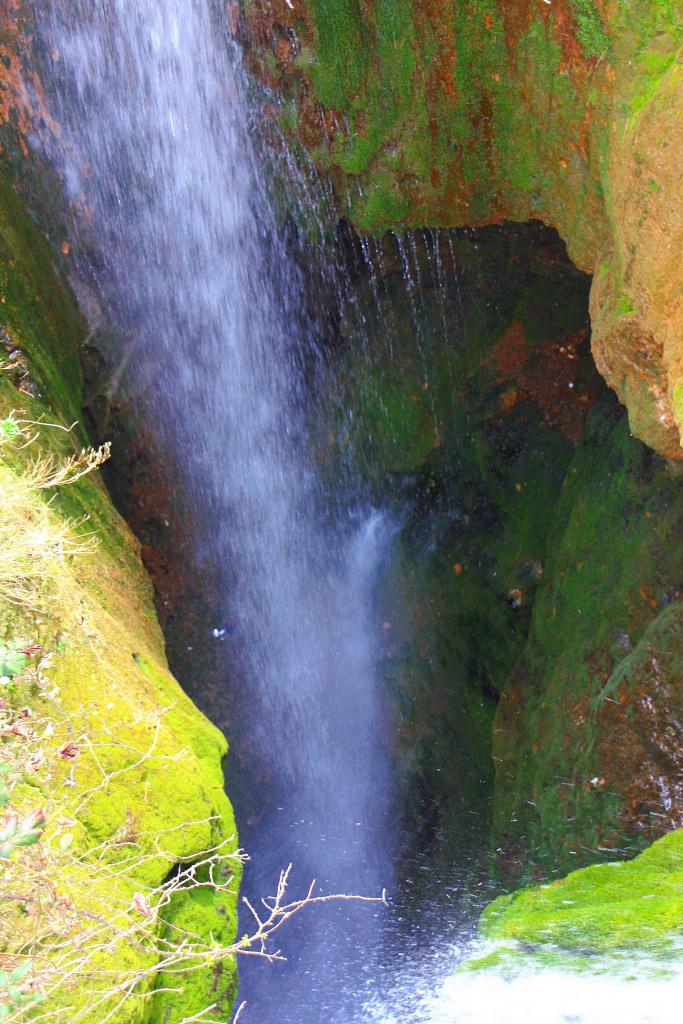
top-left (31, 5), bottom-right (683, 1022)
top-left (34, 1), bottom-right (395, 1019)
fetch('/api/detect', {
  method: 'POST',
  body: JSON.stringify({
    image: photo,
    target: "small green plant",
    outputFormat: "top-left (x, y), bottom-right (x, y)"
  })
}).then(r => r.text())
top-left (0, 965), bottom-right (33, 1022)
top-left (0, 411), bottom-right (77, 450)
top-left (0, 766), bottom-right (11, 809)
top-left (0, 808), bottom-right (46, 860)
top-left (0, 419), bottom-right (22, 445)
top-left (0, 639), bottom-right (30, 686)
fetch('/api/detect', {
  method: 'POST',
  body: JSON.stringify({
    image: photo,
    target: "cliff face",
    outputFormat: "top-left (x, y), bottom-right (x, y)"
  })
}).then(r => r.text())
top-left (244, 0), bottom-right (683, 459)
top-left (492, 401), bottom-right (683, 881)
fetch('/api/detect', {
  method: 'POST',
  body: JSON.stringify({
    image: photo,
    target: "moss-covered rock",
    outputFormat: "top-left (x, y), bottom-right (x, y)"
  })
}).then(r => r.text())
top-left (244, 0), bottom-right (683, 460)
top-left (0, 162), bottom-right (239, 1021)
top-left (492, 399), bottom-right (683, 882)
top-left (464, 828), bottom-right (683, 975)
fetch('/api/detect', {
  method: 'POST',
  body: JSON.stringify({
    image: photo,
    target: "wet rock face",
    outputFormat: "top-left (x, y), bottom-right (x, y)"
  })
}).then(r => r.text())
top-left (0, 6), bottom-right (31, 137)
top-left (243, 0), bottom-right (683, 459)
top-left (323, 223), bottom-right (602, 878)
top-left (0, 5), bottom-right (62, 155)
top-left (243, 0), bottom-right (611, 256)
top-left (324, 222), bottom-right (683, 887)
top-left (492, 405), bottom-right (683, 883)
top-left (596, 604), bottom-right (683, 838)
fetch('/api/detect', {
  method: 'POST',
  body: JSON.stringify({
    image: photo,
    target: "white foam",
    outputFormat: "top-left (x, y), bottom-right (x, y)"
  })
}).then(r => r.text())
top-left (367, 953), bottom-right (683, 1024)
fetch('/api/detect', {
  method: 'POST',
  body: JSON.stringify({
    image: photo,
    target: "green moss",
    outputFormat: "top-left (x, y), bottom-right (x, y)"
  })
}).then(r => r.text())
top-left (496, 16), bottom-right (579, 210)
top-left (0, 166), bottom-right (83, 429)
top-left (571, 1), bottom-right (611, 61)
top-left (614, 294), bottom-right (635, 317)
top-left (315, 0), bottom-right (417, 184)
top-left (623, 50), bottom-right (681, 130)
top-left (0, 168), bottom-right (239, 1022)
top-left (373, 0), bottom-right (416, 108)
top-left (611, 1), bottom-right (683, 63)
top-left (480, 829), bottom-right (683, 958)
top-left (309, 0), bottom-right (368, 108)
top-left (672, 382), bottom-right (683, 434)
top-left (351, 180), bottom-right (411, 233)
top-left (607, 1), bottom-right (682, 135)
top-left (335, 134), bottom-right (377, 175)
top-left (150, 866), bottom-right (238, 1024)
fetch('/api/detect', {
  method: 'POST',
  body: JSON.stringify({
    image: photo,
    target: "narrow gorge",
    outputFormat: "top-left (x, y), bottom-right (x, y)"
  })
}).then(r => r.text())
top-left (0, 3), bottom-right (682, 1024)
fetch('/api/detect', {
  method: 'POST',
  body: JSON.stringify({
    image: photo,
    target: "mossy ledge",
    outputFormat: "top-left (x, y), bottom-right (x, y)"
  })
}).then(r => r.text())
top-left (0, 163), bottom-right (239, 1021)
top-left (463, 828), bottom-right (683, 977)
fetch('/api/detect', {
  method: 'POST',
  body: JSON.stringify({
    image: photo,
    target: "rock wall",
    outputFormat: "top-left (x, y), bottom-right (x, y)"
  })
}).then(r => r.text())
top-left (493, 400), bottom-right (683, 882)
top-left (325, 223), bottom-right (683, 889)
top-left (244, 0), bottom-right (683, 459)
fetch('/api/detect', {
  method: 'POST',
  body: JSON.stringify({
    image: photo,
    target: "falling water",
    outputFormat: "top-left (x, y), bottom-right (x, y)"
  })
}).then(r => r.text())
top-left (33, 1), bottom-right (394, 1019)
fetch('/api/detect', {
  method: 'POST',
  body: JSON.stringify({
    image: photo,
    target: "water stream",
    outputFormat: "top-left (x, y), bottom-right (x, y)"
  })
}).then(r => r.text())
top-left (34, 1), bottom-right (395, 1019)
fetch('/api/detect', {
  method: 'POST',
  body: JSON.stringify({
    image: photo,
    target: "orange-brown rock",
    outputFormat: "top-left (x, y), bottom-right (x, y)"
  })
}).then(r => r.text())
top-left (242, 0), bottom-right (683, 459)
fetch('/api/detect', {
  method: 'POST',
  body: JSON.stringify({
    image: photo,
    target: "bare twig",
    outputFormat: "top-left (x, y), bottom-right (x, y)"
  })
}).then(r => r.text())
top-left (0, 423), bottom-right (386, 1022)
top-left (0, 695), bottom-right (387, 1024)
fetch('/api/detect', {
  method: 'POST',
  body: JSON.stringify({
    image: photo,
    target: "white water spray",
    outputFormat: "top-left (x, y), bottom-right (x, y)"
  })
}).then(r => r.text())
top-left (35, 1), bottom-right (394, 1018)
top-left (367, 951), bottom-right (683, 1024)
